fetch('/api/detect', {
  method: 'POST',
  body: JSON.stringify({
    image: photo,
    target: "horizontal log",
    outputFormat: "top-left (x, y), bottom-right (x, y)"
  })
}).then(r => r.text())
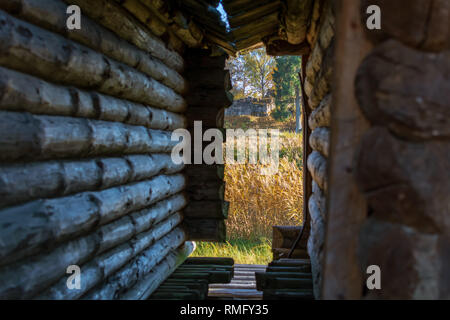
top-left (184, 257), bottom-right (234, 266)
top-left (0, 174), bottom-right (186, 265)
top-left (0, 111), bottom-right (179, 161)
top-left (265, 39), bottom-right (311, 56)
top-left (186, 180), bottom-right (225, 201)
top-left (183, 200), bottom-right (229, 219)
top-left (127, 0), bottom-right (203, 48)
top-left (0, 154), bottom-right (184, 208)
top-left (0, 0), bottom-right (186, 94)
top-left (0, 67), bottom-right (186, 131)
top-left (35, 213), bottom-right (183, 300)
top-left (263, 288), bottom-right (314, 300)
top-left (307, 151), bottom-right (328, 192)
top-left (355, 40), bottom-right (450, 140)
top-left (187, 68), bottom-right (231, 90)
top-left (120, 241), bottom-right (195, 300)
top-left (66, 0), bottom-right (184, 72)
top-left (0, 11), bottom-right (186, 112)
top-left (355, 127), bottom-right (450, 233)
top-left (308, 94), bottom-right (331, 130)
top-left (83, 227), bottom-right (187, 300)
top-left (284, 0), bottom-right (314, 45)
top-left (185, 164), bottom-right (224, 181)
top-left (309, 127), bottom-right (330, 157)
top-left (172, 270), bottom-right (232, 284)
top-left (7, 192), bottom-right (183, 271)
top-left (184, 219), bottom-right (226, 242)
top-left (186, 89), bottom-right (234, 108)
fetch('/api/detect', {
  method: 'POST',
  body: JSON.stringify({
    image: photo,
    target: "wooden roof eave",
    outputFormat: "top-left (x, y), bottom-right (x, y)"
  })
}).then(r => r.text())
top-left (228, 1), bottom-right (282, 28)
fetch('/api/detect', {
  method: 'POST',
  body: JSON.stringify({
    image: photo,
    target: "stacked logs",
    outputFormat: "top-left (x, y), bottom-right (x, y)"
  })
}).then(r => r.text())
top-left (182, 49), bottom-right (233, 242)
top-left (149, 257), bottom-right (234, 300)
top-left (303, 0), bottom-right (334, 299)
top-left (0, 0), bottom-right (193, 299)
top-left (255, 259), bottom-right (314, 300)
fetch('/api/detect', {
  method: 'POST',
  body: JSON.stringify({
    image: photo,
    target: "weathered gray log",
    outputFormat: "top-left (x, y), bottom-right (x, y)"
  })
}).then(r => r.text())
top-left (0, 0), bottom-right (187, 94)
top-left (356, 127), bottom-right (450, 233)
top-left (2, 211), bottom-right (183, 299)
top-left (0, 11), bottom-right (186, 112)
top-left (231, 11), bottom-right (279, 41)
top-left (309, 127), bottom-right (330, 157)
top-left (120, 241), bottom-right (196, 300)
top-left (307, 151), bottom-right (328, 192)
top-left (0, 67), bottom-right (186, 130)
top-left (0, 111), bottom-right (179, 161)
top-left (35, 212), bottom-right (183, 300)
top-left (0, 154), bottom-right (184, 208)
top-left (134, 0), bottom-right (203, 48)
top-left (228, 1), bottom-right (281, 28)
top-left (355, 40), bottom-right (450, 140)
top-left (139, 0), bottom-right (204, 46)
top-left (284, 0), bottom-right (314, 45)
top-left (184, 219), bottom-right (226, 242)
top-left (0, 174), bottom-right (186, 265)
top-left (308, 94), bottom-right (331, 130)
top-left (360, 0), bottom-right (450, 52)
top-left (115, 0), bottom-right (167, 37)
top-left (83, 228), bottom-right (187, 300)
top-left (65, 0), bottom-right (184, 72)
top-left (186, 89), bottom-right (234, 108)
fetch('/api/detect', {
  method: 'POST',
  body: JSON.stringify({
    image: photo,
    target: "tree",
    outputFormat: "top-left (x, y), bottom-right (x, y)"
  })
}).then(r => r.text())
top-left (226, 53), bottom-right (249, 99)
top-left (272, 56), bottom-right (302, 132)
top-left (242, 48), bottom-right (276, 99)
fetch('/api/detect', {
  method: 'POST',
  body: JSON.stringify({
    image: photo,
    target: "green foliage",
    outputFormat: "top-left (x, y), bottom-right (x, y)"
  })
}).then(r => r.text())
top-left (191, 238), bottom-right (272, 265)
top-left (272, 56), bottom-right (302, 121)
top-left (226, 48), bottom-right (275, 99)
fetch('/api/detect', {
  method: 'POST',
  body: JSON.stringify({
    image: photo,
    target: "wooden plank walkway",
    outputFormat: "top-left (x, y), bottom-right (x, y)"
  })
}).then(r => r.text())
top-left (208, 264), bottom-right (266, 300)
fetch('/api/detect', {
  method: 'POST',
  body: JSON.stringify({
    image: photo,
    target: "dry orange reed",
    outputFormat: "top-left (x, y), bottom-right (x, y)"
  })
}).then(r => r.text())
top-left (224, 133), bottom-right (304, 240)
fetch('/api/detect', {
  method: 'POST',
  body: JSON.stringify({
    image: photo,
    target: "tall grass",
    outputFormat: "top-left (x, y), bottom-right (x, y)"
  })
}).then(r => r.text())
top-left (192, 115), bottom-right (304, 264)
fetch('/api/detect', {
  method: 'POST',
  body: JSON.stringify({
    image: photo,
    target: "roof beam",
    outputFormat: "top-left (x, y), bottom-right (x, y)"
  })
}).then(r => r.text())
top-left (228, 1), bottom-right (281, 28)
top-left (284, 0), bottom-right (314, 44)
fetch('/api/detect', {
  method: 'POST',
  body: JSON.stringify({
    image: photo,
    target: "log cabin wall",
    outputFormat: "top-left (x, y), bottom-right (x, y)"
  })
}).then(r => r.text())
top-left (323, 0), bottom-right (450, 299)
top-left (183, 49), bottom-right (232, 242)
top-left (303, 0), bottom-right (334, 299)
top-left (0, 0), bottom-right (200, 299)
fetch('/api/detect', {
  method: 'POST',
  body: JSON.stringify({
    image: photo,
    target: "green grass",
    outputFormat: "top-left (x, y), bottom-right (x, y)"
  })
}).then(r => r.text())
top-left (191, 238), bottom-right (273, 265)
